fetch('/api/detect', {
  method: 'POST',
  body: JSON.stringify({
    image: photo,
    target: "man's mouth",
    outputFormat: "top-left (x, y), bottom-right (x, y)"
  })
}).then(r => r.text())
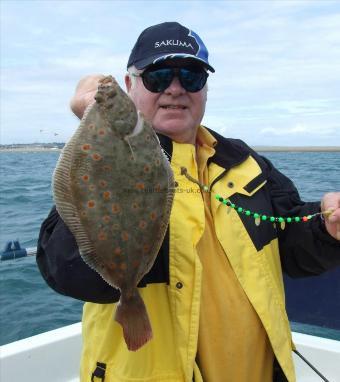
top-left (160, 105), bottom-right (187, 110)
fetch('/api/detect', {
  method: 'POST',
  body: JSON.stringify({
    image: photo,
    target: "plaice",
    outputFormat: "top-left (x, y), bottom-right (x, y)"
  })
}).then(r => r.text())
top-left (53, 76), bottom-right (174, 351)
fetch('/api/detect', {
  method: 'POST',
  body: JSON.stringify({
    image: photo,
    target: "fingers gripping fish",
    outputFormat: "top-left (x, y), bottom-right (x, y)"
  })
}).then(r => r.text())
top-left (53, 76), bottom-right (174, 351)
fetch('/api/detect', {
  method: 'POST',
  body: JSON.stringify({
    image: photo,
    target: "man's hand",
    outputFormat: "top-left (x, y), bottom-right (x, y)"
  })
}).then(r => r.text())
top-left (321, 192), bottom-right (340, 240)
top-left (70, 74), bottom-right (105, 119)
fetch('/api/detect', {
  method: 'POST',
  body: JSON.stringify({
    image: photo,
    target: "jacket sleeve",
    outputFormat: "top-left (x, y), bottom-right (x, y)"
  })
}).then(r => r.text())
top-left (36, 206), bottom-right (121, 303)
top-left (264, 157), bottom-right (340, 277)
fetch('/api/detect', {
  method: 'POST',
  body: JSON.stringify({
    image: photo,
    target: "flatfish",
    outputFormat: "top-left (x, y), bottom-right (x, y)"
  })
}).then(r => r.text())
top-left (53, 76), bottom-right (174, 351)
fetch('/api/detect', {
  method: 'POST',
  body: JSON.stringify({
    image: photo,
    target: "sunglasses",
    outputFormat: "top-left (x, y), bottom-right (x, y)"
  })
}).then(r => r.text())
top-left (133, 66), bottom-right (209, 93)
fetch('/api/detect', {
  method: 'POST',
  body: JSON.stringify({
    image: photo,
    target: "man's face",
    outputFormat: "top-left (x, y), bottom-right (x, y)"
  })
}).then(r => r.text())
top-left (125, 60), bottom-right (208, 144)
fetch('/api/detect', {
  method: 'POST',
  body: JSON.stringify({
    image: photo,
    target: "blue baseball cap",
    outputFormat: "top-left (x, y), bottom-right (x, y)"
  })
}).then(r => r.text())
top-left (127, 22), bottom-right (215, 72)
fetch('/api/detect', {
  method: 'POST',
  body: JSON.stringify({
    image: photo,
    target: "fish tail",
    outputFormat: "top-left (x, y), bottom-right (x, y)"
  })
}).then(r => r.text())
top-left (114, 288), bottom-right (152, 351)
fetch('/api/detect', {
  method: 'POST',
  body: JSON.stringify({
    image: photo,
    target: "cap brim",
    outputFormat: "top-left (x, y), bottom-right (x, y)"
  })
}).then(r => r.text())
top-left (134, 53), bottom-right (215, 73)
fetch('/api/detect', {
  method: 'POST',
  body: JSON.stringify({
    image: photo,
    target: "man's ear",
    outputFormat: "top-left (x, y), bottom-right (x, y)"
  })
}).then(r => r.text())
top-left (125, 74), bottom-right (132, 93)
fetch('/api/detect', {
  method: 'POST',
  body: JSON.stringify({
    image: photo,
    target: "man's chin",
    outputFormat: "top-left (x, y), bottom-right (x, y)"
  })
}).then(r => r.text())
top-left (152, 124), bottom-right (196, 144)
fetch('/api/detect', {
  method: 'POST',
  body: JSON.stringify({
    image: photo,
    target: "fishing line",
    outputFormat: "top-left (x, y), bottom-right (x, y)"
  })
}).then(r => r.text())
top-left (181, 166), bottom-right (334, 229)
top-left (293, 349), bottom-right (330, 382)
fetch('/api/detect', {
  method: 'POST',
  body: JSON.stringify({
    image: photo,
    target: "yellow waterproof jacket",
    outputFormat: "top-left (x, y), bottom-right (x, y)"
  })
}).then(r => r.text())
top-left (81, 130), bottom-right (297, 382)
top-left (37, 128), bottom-right (339, 382)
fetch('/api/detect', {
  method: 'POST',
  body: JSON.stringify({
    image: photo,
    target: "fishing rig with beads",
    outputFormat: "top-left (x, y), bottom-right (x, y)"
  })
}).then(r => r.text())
top-left (180, 167), bottom-right (333, 230)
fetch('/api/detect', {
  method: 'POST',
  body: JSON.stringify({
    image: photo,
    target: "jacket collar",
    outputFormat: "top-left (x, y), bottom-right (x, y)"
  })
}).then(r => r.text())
top-left (157, 128), bottom-right (251, 172)
top-left (205, 127), bottom-right (251, 170)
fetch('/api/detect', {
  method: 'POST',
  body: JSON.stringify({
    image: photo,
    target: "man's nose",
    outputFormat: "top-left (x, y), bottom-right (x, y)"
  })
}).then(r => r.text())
top-left (164, 76), bottom-right (185, 96)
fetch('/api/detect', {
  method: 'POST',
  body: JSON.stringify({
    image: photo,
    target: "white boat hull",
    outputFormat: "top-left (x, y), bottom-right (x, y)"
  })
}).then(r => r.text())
top-left (0, 323), bottom-right (81, 382)
top-left (1, 323), bottom-right (339, 381)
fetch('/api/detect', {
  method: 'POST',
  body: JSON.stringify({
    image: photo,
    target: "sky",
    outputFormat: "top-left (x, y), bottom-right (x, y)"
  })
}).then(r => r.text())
top-left (1, 0), bottom-right (340, 146)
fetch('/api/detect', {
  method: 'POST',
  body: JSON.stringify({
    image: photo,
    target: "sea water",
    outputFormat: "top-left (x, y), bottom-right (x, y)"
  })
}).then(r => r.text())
top-left (0, 150), bottom-right (339, 345)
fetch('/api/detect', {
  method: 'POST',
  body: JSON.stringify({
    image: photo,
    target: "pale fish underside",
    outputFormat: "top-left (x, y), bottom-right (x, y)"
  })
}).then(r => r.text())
top-left (53, 76), bottom-right (174, 351)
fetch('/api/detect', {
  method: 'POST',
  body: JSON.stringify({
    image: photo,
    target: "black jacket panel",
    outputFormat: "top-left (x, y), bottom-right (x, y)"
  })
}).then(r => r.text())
top-left (37, 206), bottom-right (121, 303)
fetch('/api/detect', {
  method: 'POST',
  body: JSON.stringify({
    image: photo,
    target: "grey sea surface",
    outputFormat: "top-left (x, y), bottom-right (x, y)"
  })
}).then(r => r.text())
top-left (0, 150), bottom-right (339, 345)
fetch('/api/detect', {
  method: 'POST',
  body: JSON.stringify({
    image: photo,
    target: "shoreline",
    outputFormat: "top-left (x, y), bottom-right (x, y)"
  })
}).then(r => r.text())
top-left (0, 147), bottom-right (62, 153)
top-left (252, 146), bottom-right (340, 152)
top-left (1, 146), bottom-right (339, 153)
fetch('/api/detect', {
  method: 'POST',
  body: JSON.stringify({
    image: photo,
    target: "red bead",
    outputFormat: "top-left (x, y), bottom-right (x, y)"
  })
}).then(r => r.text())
top-left (302, 216), bottom-right (308, 222)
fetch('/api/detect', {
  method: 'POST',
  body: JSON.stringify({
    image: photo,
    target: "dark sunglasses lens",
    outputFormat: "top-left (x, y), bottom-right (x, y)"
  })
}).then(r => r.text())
top-left (142, 68), bottom-right (174, 92)
top-left (179, 68), bottom-right (208, 92)
top-left (142, 66), bottom-right (208, 93)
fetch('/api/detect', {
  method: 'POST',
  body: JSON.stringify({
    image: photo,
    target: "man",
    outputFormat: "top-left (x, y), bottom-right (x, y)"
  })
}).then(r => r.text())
top-left (37, 22), bottom-right (340, 382)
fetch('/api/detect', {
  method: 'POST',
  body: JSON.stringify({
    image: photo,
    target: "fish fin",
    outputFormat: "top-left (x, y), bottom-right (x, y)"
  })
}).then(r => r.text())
top-left (115, 289), bottom-right (153, 352)
top-left (53, 118), bottom-right (95, 256)
top-left (80, 250), bottom-right (107, 275)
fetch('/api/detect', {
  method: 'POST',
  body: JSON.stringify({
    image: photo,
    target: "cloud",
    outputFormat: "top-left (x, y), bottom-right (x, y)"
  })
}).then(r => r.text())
top-left (49, 53), bottom-right (127, 74)
top-left (260, 124), bottom-right (308, 136)
top-left (260, 123), bottom-right (339, 137)
top-left (1, 0), bottom-right (340, 145)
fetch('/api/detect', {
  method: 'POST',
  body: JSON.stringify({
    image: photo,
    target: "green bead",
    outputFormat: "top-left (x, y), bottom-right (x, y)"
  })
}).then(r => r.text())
top-left (237, 207), bottom-right (243, 213)
top-left (270, 217), bottom-right (275, 222)
top-left (261, 215), bottom-right (267, 221)
top-left (286, 217), bottom-right (292, 223)
top-left (254, 213), bottom-right (259, 219)
top-left (307, 215), bottom-right (312, 220)
top-left (278, 217), bottom-right (284, 223)
top-left (295, 217), bottom-right (300, 222)
top-left (245, 210), bottom-right (251, 216)
top-left (231, 203), bottom-right (236, 209)
top-left (216, 195), bottom-right (221, 200)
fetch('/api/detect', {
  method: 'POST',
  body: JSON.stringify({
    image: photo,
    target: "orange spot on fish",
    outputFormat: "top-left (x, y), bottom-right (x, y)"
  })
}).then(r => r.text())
top-left (150, 212), bottom-right (157, 221)
top-left (155, 158), bottom-right (161, 166)
top-left (99, 180), bottom-right (107, 188)
top-left (98, 231), bottom-right (107, 241)
top-left (135, 182), bottom-right (145, 190)
top-left (139, 220), bottom-right (147, 229)
top-left (87, 200), bottom-right (95, 208)
top-left (132, 202), bottom-right (139, 210)
top-left (102, 215), bottom-right (111, 223)
top-left (132, 260), bottom-right (140, 268)
top-left (114, 247), bottom-right (122, 256)
top-left (103, 191), bottom-right (111, 200)
top-left (82, 174), bottom-right (90, 182)
top-left (120, 263), bottom-right (127, 271)
top-left (87, 124), bottom-right (95, 130)
top-left (87, 200), bottom-right (96, 208)
top-left (155, 184), bottom-right (161, 192)
top-left (98, 129), bottom-right (106, 136)
top-left (112, 204), bottom-right (121, 214)
top-left (143, 244), bottom-right (150, 253)
top-left (92, 153), bottom-right (102, 161)
top-left (82, 144), bottom-right (91, 151)
top-left (144, 165), bottom-right (150, 173)
top-left (121, 231), bottom-right (129, 241)
top-left (107, 262), bottom-right (116, 270)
